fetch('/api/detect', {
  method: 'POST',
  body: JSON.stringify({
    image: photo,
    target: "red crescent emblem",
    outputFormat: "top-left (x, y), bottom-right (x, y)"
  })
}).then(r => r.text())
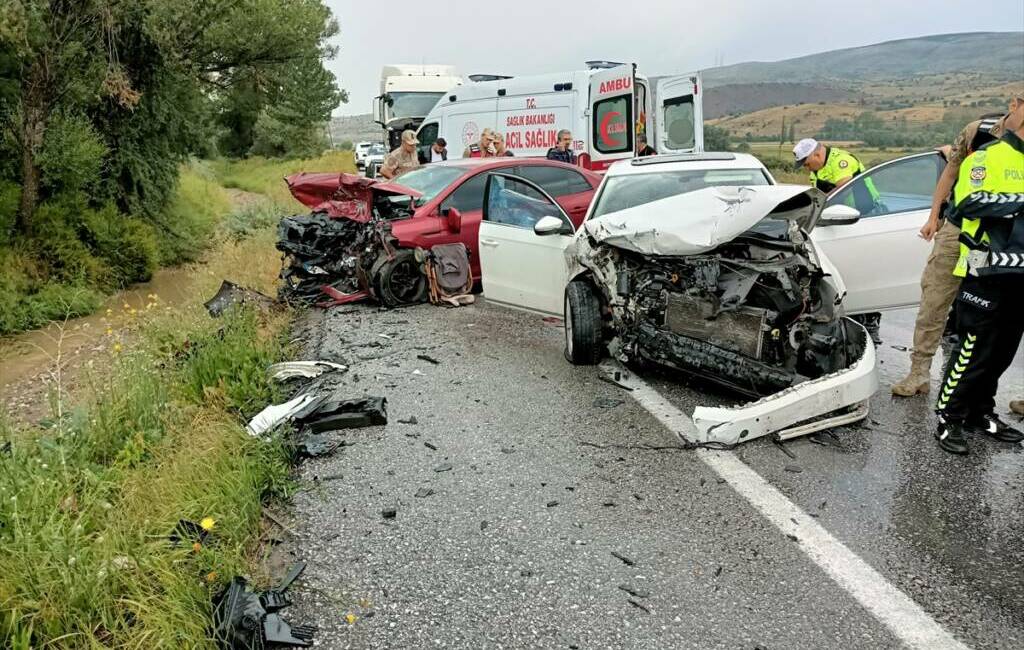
top-left (599, 111), bottom-right (622, 147)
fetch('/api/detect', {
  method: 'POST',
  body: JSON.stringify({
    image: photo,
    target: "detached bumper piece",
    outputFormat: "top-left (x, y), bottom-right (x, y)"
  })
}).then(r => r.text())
top-left (213, 562), bottom-right (315, 649)
top-left (691, 319), bottom-right (878, 445)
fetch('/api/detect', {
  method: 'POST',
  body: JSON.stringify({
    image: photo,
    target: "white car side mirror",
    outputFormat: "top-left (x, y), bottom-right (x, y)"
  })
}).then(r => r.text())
top-left (819, 204), bottom-right (861, 226)
top-left (534, 215), bottom-right (570, 236)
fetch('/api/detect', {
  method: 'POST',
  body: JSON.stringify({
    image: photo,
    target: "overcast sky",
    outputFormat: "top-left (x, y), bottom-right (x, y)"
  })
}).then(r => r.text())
top-left (324, 0), bottom-right (1023, 116)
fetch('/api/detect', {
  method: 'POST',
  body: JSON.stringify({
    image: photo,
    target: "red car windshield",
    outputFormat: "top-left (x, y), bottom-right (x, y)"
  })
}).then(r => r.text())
top-left (393, 166), bottom-right (467, 206)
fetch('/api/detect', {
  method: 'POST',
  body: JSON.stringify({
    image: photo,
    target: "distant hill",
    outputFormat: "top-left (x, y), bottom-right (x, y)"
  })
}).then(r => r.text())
top-left (329, 114), bottom-right (380, 146)
top-left (703, 83), bottom-right (856, 119)
top-left (701, 32), bottom-right (1023, 87)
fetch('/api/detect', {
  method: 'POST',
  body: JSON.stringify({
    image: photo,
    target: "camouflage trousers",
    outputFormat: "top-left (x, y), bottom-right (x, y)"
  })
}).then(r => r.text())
top-left (910, 221), bottom-right (962, 366)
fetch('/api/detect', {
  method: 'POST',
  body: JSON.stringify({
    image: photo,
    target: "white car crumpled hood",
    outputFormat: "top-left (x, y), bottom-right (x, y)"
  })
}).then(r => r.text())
top-left (582, 184), bottom-right (824, 256)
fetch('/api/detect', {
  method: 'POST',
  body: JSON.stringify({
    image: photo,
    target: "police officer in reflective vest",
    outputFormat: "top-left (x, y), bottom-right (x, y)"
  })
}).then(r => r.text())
top-left (793, 138), bottom-right (880, 212)
top-left (933, 125), bottom-right (1024, 455)
top-left (793, 138), bottom-right (884, 344)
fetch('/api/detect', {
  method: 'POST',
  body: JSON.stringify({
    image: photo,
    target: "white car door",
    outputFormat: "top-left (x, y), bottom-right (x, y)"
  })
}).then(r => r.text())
top-left (811, 152), bottom-right (945, 314)
top-left (478, 173), bottom-right (576, 316)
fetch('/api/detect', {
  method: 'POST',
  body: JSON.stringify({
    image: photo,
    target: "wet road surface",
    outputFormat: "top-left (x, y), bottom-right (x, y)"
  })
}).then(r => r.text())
top-left (285, 302), bottom-right (1022, 649)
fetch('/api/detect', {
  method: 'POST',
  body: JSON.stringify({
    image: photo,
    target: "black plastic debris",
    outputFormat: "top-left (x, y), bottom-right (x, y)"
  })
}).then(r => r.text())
top-left (611, 551), bottom-right (636, 566)
top-left (169, 519), bottom-right (211, 547)
top-left (204, 280), bottom-right (276, 317)
top-left (293, 395), bottom-right (387, 432)
top-left (213, 562), bottom-right (314, 649)
top-left (296, 433), bottom-right (340, 458)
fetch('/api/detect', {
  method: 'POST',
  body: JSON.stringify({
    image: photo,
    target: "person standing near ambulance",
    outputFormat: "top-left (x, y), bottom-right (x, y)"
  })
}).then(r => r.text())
top-left (932, 117), bottom-right (1024, 455)
top-left (892, 99), bottom-right (1021, 397)
top-left (464, 128), bottom-right (495, 158)
top-left (546, 130), bottom-right (577, 164)
top-left (380, 130), bottom-right (421, 179)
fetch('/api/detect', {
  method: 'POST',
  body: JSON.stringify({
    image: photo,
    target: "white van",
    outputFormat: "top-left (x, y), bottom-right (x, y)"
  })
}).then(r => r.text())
top-left (354, 141), bottom-right (373, 169)
top-left (414, 62), bottom-right (703, 171)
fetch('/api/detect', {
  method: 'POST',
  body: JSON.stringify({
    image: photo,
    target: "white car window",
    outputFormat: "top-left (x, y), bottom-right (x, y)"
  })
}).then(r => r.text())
top-left (485, 177), bottom-right (558, 229)
top-left (828, 153), bottom-right (943, 218)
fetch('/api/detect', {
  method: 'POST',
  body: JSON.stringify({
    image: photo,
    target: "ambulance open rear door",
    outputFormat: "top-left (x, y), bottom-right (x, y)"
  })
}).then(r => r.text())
top-left (655, 72), bottom-right (704, 154)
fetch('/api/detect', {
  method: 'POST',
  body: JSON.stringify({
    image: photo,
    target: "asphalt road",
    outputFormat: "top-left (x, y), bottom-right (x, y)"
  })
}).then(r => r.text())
top-left (283, 301), bottom-right (1023, 649)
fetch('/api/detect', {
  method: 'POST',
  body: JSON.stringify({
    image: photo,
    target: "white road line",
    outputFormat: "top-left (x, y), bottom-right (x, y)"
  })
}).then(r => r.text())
top-left (626, 376), bottom-right (970, 650)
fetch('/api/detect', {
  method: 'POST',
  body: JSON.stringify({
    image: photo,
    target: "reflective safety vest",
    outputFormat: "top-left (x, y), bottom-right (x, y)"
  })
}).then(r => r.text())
top-left (810, 147), bottom-right (880, 209)
top-left (951, 133), bottom-right (1024, 277)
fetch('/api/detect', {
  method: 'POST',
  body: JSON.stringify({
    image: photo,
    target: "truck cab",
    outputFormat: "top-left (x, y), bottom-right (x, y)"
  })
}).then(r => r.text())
top-left (414, 62), bottom-right (703, 171)
top-left (373, 64), bottom-right (463, 151)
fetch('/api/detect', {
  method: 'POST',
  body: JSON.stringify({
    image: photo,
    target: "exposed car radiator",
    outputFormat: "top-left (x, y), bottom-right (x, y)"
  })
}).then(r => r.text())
top-left (636, 323), bottom-right (793, 397)
top-left (662, 293), bottom-right (766, 359)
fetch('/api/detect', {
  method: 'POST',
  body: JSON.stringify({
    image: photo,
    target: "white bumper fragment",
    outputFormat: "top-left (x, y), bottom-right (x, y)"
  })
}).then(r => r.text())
top-left (691, 319), bottom-right (878, 445)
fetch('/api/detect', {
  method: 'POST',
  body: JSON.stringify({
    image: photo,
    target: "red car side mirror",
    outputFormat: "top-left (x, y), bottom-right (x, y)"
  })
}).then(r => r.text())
top-left (445, 207), bottom-right (462, 233)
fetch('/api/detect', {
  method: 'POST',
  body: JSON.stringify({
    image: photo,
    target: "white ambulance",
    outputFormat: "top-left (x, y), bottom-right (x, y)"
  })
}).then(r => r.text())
top-left (414, 62), bottom-right (703, 171)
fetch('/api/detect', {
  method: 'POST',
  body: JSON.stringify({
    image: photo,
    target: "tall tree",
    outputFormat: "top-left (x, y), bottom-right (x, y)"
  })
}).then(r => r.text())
top-left (0, 0), bottom-right (343, 230)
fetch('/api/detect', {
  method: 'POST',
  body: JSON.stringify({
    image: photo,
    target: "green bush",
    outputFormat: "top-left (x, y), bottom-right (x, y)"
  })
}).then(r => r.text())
top-left (80, 204), bottom-right (159, 287)
top-left (36, 113), bottom-right (108, 195)
top-left (0, 180), bottom-right (20, 247)
top-left (31, 199), bottom-right (113, 287)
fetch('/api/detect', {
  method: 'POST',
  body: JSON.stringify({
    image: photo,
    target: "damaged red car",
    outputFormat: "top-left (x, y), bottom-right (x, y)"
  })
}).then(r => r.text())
top-left (277, 159), bottom-right (601, 306)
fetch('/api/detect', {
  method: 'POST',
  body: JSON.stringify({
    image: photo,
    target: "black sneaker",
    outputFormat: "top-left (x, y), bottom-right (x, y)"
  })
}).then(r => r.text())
top-left (935, 419), bottom-right (969, 455)
top-left (966, 413), bottom-right (1024, 443)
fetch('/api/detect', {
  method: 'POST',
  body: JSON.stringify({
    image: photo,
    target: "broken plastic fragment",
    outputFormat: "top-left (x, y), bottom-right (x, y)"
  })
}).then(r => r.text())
top-left (246, 393), bottom-right (320, 437)
top-left (267, 360), bottom-right (347, 382)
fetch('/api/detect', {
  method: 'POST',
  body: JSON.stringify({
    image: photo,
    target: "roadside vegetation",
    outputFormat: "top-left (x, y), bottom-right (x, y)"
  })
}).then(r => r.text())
top-left (0, 0), bottom-right (344, 337)
top-left (0, 148), bottom-right (357, 648)
top-left (212, 150), bottom-right (356, 205)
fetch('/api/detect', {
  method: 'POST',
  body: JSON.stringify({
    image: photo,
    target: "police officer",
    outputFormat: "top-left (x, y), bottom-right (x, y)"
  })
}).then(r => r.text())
top-left (793, 137), bottom-right (883, 343)
top-left (892, 99), bottom-right (1021, 397)
top-left (933, 120), bottom-right (1024, 455)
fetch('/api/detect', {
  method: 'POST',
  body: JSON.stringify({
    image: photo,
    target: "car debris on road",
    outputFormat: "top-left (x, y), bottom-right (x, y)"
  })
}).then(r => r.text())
top-left (212, 562), bottom-right (315, 649)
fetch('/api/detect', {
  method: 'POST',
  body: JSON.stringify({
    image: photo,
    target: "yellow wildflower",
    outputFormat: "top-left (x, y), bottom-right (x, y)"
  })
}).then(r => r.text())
top-left (345, 613), bottom-right (357, 625)
top-left (113, 343), bottom-right (123, 354)
top-left (200, 517), bottom-right (216, 531)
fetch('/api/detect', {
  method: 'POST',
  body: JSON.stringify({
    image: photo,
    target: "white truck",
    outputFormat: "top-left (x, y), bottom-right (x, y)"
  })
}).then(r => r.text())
top-left (414, 62), bottom-right (704, 171)
top-left (373, 64), bottom-right (463, 152)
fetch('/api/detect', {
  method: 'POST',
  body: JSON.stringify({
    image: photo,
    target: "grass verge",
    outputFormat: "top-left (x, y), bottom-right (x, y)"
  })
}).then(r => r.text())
top-left (0, 149), bottom-right (357, 647)
top-left (0, 225), bottom-right (291, 648)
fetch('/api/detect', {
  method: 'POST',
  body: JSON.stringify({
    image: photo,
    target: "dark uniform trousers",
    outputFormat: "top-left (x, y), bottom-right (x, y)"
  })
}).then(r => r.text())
top-left (938, 273), bottom-right (1024, 421)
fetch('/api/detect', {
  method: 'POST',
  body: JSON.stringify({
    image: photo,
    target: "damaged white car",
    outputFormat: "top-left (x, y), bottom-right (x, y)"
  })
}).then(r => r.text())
top-left (476, 152), bottom-right (935, 445)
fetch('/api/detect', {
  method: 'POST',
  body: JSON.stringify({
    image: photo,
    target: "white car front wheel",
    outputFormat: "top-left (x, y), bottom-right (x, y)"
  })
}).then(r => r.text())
top-left (564, 281), bottom-right (603, 365)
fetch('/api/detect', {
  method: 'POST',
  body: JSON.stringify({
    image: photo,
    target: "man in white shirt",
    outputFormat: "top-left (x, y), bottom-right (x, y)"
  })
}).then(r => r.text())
top-left (429, 137), bottom-right (447, 163)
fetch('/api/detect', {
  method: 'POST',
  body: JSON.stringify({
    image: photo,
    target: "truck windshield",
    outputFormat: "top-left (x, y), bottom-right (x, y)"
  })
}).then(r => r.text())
top-left (387, 92), bottom-right (446, 120)
top-left (390, 165), bottom-right (466, 206)
top-left (590, 168), bottom-right (771, 219)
